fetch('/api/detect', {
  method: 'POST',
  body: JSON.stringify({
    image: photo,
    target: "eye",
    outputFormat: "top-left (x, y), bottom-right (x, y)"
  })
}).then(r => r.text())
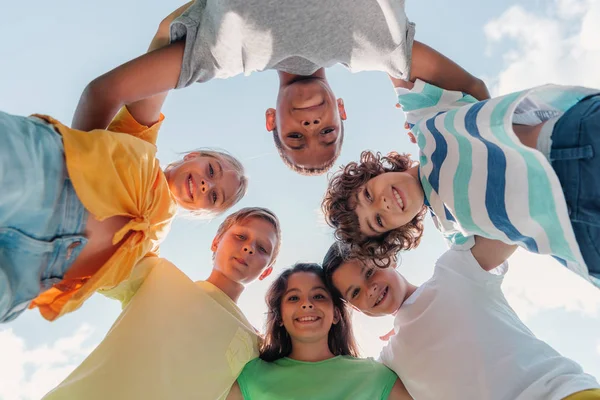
top-left (236, 234), bottom-right (246, 240)
top-left (376, 214), bottom-right (384, 228)
top-left (351, 288), bottom-right (360, 299)
top-left (364, 188), bottom-right (373, 202)
top-left (287, 295), bottom-right (299, 302)
top-left (211, 191), bottom-right (218, 204)
top-left (320, 127), bottom-right (334, 135)
top-left (258, 246), bottom-right (268, 254)
top-left (208, 163), bottom-right (214, 177)
top-left (366, 268), bottom-right (374, 279)
top-left (314, 293), bottom-right (326, 300)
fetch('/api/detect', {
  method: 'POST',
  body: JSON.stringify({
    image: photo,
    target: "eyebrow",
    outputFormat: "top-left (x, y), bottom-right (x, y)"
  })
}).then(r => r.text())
top-left (344, 266), bottom-right (366, 299)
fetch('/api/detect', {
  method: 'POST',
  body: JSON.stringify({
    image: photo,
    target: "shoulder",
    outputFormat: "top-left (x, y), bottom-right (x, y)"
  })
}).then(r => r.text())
top-left (435, 249), bottom-right (507, 285)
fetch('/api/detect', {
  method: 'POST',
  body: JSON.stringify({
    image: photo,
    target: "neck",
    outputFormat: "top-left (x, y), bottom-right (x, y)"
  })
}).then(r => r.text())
top-left (288, 336), bottom-right (335, 362)
top-left (407, 164), bottom-right (420, 179)
top-left (206, 269), bottom-right (244, 303)
top-left (278, 68), bottom-right (327, 87)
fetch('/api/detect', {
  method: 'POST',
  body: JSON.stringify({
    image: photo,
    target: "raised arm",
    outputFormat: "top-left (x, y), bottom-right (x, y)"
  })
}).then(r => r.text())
top-left (72, 35), bottom-right (184, 131)
top-left (125, 1), bottom-right (193, 126)
top-left (389, 40), bottom-right (490, 101)
top-left (387, 379), bottom-right (413, 400)
top-left (471, 236), bottom-right (518, 272)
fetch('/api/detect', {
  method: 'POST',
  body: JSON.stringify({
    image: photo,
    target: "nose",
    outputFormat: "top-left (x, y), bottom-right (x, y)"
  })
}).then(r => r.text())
top-left (368, 283), bottom-right (379, 298)
top-left (301, 118), bottom-right (321, 126)
top-left (243, 245), bottom-right (254, 255)
top-left (379, 195), bottom-right (391, 211)
top-left (199, 178), bottom-right (214, 194)
top-left (301, 303), bottom-right (314, 309)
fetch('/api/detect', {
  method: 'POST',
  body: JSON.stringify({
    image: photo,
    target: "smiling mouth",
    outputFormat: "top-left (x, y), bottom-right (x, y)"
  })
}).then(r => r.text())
top-left (187, 175), bottom-right (194, 201)
top-left (294, 100), bottom-right (325, 111)
top-left (374, 286), bottom-right (389, 307)
top-left (233, 257), bottom-right (248, 267)
top-left (392, 187), bottom-right (405, 211)
top-left (295, 316), bottom-right (321, 323)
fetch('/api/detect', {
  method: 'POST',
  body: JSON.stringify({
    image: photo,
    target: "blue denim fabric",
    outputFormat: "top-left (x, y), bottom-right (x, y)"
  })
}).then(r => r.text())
top-left (550, 95), bottom-right (600, 281)
top-left (0, 112), bottom-right (88, 322)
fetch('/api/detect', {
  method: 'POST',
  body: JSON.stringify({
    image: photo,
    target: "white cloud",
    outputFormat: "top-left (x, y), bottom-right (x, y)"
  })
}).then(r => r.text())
top-left (502, 249), bottom-right (600, 321)
top-left (484, 0), bottom-right (600, 94)
top-left (0, 325), bottom-right (96, 400)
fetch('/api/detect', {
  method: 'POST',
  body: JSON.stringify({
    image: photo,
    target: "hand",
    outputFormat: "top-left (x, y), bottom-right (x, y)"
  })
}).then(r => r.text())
top-left (379, 328), bottom-right (396, 341)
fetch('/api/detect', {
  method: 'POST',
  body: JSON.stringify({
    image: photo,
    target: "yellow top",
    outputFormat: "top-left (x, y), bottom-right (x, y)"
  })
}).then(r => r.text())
top-left (29, 107), bottom-right (177, 321)
top-left (43, 258), bottom-right (260, 400)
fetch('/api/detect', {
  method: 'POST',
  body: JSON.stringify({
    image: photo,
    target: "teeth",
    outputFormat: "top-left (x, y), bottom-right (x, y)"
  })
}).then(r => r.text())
top-left (188, 177), bottom-right (193, 199)
top-left (297, 316), bottom-right (319, 322)
top-left (393, 189), bottom-right (404, 210)
top-left (375, 287), bottom-right (387, 306)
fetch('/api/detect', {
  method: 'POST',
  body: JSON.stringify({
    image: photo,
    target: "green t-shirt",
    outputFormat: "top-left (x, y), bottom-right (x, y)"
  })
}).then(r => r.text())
top-left (237, 355), bottom-right (397, 400)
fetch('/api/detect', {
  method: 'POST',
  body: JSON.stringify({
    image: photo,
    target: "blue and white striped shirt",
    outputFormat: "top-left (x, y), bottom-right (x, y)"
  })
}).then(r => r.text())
top-left (397, 80), bottom-right (599, 287)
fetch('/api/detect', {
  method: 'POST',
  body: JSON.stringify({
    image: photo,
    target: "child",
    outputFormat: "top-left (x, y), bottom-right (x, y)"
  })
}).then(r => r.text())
top-left (0, 6), bottom-right (248, 323)
top-left (323, 241), bottom-right (600, 400)
top-left (227, 263), bottom-right (411, 400)
top-left (43, 207), bottom-right (281, 400)
top-left (322, 81), bottom-right (600, 287)
top-left (71, 0), bottom-right (488, 176)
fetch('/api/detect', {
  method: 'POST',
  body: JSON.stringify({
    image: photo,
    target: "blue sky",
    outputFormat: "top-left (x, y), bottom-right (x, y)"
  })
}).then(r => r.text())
top-left (1, 0), bottom-right (599, 398)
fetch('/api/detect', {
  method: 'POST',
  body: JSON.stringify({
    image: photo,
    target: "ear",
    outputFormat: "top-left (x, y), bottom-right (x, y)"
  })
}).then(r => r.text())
top-left (258, 266), bottom-right (273, 281)
top-left (265, 108), bottom-right (277, 131)
top-left (337, 98), bottom-right (347, 121)
top-left (183, 152), bottom-right (198, 162)
top-left (332, 307), bottom-right (341, 325)
top-left (210, 235), bottom-right (220, 252)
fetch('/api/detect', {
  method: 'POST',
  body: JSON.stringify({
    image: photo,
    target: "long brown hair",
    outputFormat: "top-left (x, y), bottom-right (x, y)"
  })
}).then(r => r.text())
top-left (260, 263), bottom-right (359, 362)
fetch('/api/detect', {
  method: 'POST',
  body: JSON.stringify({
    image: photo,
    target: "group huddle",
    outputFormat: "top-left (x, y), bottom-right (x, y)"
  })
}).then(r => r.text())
top-left (2, 0), bottom-right (600, 399)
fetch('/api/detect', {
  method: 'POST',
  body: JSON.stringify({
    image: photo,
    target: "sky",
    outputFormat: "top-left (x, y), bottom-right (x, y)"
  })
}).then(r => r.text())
top-left (1, 0), bottom-right (599, 398)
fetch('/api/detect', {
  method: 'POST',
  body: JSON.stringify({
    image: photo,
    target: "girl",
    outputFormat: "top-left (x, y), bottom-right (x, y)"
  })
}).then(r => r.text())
top-left (0, 4), bottom-right (248, 323)
top-left (322, 241), bottom-right (600, 400)
top-left (227, 263), bottom-right (411, 400)
top-left (322, 80), bottom-right (599, 287)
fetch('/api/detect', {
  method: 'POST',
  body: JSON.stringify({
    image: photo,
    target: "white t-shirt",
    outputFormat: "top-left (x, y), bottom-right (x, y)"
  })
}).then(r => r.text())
top-left (379, 249), bottom-right (599, 400)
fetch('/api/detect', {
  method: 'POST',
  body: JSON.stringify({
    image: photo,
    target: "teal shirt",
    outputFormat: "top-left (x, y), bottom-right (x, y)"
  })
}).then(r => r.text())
top-left (237, 355), bottom-right (397, 400)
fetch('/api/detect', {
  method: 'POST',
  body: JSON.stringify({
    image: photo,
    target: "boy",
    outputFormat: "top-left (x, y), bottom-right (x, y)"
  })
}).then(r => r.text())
top-left (322, 80), bottom-right (600, 287)
top-left (323, 241), bottom-right (600, 400)
top-left (72, 0), bottom-right (488, 175)
top-left (43, 207), bottom-right (281, 400)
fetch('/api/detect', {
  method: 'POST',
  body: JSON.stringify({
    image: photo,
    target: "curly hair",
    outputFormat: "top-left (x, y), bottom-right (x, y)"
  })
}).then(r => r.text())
top-left (322, 150), bottom-right (427, 267)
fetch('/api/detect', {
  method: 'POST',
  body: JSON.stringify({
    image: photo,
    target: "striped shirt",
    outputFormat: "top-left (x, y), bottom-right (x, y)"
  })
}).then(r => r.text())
top-left (396, 80), bottom-right (599, 286)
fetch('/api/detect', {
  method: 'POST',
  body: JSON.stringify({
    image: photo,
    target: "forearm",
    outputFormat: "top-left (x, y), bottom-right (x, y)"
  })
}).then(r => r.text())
top-left (471, 236), bottom-right (518, 271)
top-left (407, 41), bottom-right (490, 100)
top-left (72, 41), bottom-right (184, 131)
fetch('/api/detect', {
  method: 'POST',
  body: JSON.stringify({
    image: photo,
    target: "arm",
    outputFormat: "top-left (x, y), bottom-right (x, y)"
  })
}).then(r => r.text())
top-left (387, 379), bottom-right (413, 400)
top-left (225, 382), bottom-right (244, 400)
top-left (72, 37), bottom-right (184, 131)
top-left (470, 236), bottom-right (518, 272)
top-left (389, 40), bottom-right (490, 101)
top-left (125, 1), bottom-right (193, 126)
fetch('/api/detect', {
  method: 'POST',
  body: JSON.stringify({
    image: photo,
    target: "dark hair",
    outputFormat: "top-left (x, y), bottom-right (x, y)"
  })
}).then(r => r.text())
top-left (272, 122), bottom-right (345, 176)
top-left (322, 242), bottom-right (352, 301)
top-left (322, 150), bottom-right (427, 267)
top-left (260, 262), bottom-right (359, 362)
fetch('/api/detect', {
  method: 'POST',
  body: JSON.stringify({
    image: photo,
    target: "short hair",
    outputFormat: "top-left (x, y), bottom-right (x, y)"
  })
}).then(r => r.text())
top-left (322, 242), bottom-right (351, 301)
top-left (213, 207), bottom-right (282, 267)
top-left (260, 262), bottom-right (359, 362)
top-left (165, 148), bottom-right (249, 218)
top-left (321, 150), bottom-right (427, 267)
top-left (271, 122), bottom-right (345, 176)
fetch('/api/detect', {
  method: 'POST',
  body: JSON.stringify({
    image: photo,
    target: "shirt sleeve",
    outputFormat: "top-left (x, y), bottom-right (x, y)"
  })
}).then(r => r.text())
top-left (106, 106), bottom-right (165, 145)
top-left (363, 358), bottom-right (399, 400)
top-left (98, 255), bottom-right (161, 307)
top-left (437, 249), bottom-right (508, 286)
top-left (236, 358), bottom-right (260, 399)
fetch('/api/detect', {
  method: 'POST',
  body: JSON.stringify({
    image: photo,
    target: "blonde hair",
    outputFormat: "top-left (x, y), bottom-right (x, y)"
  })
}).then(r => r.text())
top-left (165, 148), bottom-right (249, 218)
top-left (213, 207), bottom-right (282, 268)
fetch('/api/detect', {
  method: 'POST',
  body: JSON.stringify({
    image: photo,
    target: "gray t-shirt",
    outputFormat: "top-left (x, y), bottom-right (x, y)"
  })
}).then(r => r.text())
top-left (170, 0), bottom-right (415, 88)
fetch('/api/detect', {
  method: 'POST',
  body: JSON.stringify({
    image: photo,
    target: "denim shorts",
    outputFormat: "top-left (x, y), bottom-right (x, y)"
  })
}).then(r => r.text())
top-left (550, 95), bottom-right (600, 281)
top-left (0, 111), bottom-right (89, 322)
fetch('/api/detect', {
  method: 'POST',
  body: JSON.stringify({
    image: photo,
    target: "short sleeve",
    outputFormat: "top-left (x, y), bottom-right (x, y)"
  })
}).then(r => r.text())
top-left (436, 249), bottom-right (508, 286)
top-left (98, 256), bottom-right (160, 308)
top-left (106, 106), bottom-right (165, 145)
top-left (362, 359), bottom-right (398, 400)
top-left (236, 358), bottom-right (261, 399)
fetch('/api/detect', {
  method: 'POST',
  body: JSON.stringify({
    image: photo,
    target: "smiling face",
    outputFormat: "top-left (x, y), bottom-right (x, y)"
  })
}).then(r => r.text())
top-left (354, 171), bottom-right (425, 237)
top-left (266, 78), bottom-right (347, 171)
top-left (165, 153), bottom-right (243, 212)
top-left (280, 271), bottom-right (338, 344)
top-left (331, 258), bottom-right (408, 317)
top-left (211, 217), bottom-right (278, 285)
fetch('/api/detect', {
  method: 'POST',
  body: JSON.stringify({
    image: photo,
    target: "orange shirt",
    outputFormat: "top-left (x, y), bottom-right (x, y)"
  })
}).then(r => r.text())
top-left (29, 107), bottom-right (177, 321)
